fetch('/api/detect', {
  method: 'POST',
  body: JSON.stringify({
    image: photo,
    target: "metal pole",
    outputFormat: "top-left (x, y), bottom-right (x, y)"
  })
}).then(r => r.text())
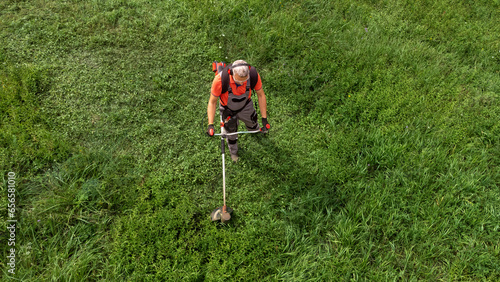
top-left (220, 119), bottom-right (227, 212)
top-left (221, 137), bottom-right (226, 209)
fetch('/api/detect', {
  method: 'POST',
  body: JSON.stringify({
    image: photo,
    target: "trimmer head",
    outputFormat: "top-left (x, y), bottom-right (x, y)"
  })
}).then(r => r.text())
top-left (210, 206), bottom-right (233, 222)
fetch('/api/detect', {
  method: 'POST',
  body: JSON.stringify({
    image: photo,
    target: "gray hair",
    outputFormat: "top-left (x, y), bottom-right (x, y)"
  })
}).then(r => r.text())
top-left (232, 60), bottom-right (249, 78)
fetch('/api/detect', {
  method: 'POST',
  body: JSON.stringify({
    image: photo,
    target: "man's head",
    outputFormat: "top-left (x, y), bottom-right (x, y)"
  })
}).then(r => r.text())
top-left (232, 60), bottom-right (249, 84)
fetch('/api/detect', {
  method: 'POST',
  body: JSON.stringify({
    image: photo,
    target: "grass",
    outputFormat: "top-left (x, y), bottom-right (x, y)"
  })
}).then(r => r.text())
top-left (1, 0), bottom-right (499, 280)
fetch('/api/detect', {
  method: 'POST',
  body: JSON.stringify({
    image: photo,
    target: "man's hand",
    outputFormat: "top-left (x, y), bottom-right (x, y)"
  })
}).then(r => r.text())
top-left (261, 118), bottom-right (270, 133)
top-left (207, 124), bottom-right (215, 137)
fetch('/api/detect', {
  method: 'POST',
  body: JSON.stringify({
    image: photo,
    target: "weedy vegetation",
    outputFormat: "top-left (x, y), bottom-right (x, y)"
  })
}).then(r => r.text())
top-left (1, 0), bottom-right (499, 280)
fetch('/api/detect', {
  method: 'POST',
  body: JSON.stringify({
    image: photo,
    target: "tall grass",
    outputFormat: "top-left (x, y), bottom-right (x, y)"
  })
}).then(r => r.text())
top-left (1, 0), bottom-right (499, 280)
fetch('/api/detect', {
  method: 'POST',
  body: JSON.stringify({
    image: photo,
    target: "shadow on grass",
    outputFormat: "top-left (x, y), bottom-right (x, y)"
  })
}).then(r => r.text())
top-left (224, 131), bottom-right (346, 231)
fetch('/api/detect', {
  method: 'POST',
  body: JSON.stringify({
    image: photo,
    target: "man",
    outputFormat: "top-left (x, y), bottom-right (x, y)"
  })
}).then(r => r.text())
top-left (206, 60), bottom-right (270, 162)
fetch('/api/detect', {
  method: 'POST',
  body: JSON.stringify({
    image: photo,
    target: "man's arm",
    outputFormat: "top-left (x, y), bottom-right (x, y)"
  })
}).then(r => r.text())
top-left (207, 93), bottom-right (218, 125)
top-left (255, 88), bottom-right (267, 119)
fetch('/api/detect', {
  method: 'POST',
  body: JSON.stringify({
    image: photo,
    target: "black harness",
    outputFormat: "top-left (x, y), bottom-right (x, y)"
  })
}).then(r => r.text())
top-left (213, 62), bottom-right (258, 117)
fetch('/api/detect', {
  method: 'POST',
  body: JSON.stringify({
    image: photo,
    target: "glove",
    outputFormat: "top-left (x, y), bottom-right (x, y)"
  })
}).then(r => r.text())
top-left (207, 124), bottom-right (215, 137)
top-left (261, 118), bottom-right (270, 133)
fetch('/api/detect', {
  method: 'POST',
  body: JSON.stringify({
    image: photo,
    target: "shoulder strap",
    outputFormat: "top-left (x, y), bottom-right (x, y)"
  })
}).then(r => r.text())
top-left (220, 67), bottom-right (230, 95)
top-left (212, 61), bottom-right (230, 95)
top-left (249, 67), bottom-right (258, 90)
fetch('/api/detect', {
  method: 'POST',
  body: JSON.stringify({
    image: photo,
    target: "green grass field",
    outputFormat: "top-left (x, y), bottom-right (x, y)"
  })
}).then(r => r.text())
top-left (1, 0), bottom-right (499, 280)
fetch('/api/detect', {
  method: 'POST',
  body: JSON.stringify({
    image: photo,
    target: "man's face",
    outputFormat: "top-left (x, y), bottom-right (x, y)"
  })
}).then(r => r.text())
top-left (233, 73), bottom-right (249, 84)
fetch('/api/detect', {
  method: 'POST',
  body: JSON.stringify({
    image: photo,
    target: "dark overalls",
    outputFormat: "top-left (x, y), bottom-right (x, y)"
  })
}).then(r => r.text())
top-left (219, 78), bottom-right (259, 155)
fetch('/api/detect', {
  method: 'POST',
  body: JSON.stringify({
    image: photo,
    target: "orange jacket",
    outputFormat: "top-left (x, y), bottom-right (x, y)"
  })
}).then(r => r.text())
top-left (211, 72), bottom-right (262, 107)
